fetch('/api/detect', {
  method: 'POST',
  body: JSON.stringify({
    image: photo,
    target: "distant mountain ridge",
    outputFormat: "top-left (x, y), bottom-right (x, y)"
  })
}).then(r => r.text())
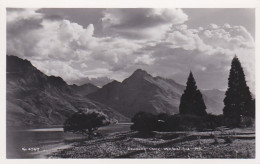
top-left (69, 83), bottom-right (99, 97)
top-left (69, 76), bottom-right (113, 87)
top-left (6, 55), bottom-right (129, 128)
top-left (88, 69), bottom-right (225, 117)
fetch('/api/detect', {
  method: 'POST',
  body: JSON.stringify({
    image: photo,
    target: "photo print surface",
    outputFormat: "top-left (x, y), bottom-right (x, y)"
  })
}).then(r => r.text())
top-left (6, 8), bottom-right (255, 158)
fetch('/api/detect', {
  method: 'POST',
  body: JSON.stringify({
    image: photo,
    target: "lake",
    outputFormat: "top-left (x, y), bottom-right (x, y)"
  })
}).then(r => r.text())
top-left (6, 123), bottom-right (131, 158)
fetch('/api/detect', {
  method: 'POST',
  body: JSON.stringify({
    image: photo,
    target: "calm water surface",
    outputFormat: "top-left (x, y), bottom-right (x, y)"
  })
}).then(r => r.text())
top-left (7, 124), bottom-right (131, 158)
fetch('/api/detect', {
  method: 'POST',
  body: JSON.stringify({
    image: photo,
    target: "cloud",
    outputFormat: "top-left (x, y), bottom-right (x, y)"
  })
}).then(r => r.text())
top-left (207, 24), bottom-right (219, 29)
top-left (150, 23), bottom-right (255, 91)
top-left (141, 46), bottom-right (232, 90)
top-left (198, 24), bottom-right (255, 91)
top-left (6, 9), bottom-right (254, 92)
top-left (102, 8), bottom-right (188, 40)
top-left (199, 24), bottom-right (254, 50)
top-left (70, 76), bottom-right (113, 86)
top-left (32, 60), bottom-right (85, 82)
top-left (93, 37), bottom-right (145, 71)
top-left (7, 9), bottom-right (95, 83)
top-left (7, 9), bottom-right (145, 83)
top-left (134, 54), bottom-right (155, 65)
top-left (7, 8), bottom-right (42, 23)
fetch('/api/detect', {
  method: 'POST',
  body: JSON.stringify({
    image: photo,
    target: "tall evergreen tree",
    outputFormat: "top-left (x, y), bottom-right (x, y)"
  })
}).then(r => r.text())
top-left (223, 56), bottom-right (254, 125)
top-left (179, 72), bottom-right (207, 116)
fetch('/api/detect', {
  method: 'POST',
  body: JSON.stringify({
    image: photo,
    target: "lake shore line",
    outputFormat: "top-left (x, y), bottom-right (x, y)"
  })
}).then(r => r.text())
top-left (6, 124), bottom-right (132, 158)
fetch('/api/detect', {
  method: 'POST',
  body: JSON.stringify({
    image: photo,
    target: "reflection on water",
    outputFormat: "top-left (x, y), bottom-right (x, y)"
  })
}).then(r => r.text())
top-left (7, 124), bottom-right (131, 158)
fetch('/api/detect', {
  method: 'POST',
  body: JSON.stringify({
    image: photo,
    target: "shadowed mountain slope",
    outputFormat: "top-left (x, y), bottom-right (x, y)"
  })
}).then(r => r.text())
top-left (69, 83), bottom-right (99, 97)
top-left (6, 55), bottom-right (128, 128)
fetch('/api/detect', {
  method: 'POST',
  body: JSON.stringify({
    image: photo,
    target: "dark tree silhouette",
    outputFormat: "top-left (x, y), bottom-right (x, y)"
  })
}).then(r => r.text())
top-left (223, 56), bottom-right (254, 126)
top-left (130, 111), bottom-right (159, 132)
top-left (179, 71), bottom-right (207, 116)
top-left (249, 99), bottom-right (255, 118)
top-left (63, 110), bottom-right (110, 135)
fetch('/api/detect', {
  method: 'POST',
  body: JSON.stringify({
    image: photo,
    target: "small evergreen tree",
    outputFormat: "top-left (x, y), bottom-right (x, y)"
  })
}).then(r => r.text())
top-left (223, 56), bottom-right (254, 126)
top-left (179, 72), bottom-right (207, 116)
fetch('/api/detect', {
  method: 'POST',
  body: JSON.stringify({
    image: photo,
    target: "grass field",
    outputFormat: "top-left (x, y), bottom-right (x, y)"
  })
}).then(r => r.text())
top-left (49, 127), bottom-right (255, 158)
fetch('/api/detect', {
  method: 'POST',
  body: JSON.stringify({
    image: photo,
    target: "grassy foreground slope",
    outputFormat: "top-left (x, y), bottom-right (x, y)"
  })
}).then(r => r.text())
top-left (50, 127), bottom-right (255, 158)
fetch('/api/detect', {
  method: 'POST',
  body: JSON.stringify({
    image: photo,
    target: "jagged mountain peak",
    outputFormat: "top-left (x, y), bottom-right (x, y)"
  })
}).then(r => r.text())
top-left (134, 68), bottom-right (148, 74)
top-left (131, 69), bottom-right (150, 77)
top-left (122, 69), bottom-right (152, 84)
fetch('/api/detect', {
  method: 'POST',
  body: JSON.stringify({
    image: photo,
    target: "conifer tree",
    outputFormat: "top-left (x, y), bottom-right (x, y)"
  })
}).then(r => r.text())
top-left (223, 56), bottom-right (254, 126)
top-left (179, 72), bottom-right (207, 116)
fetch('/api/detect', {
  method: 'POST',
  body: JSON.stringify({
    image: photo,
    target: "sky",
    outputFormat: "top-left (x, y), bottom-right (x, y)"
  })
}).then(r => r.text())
top-left (6, 8), bottom-right (255, 92)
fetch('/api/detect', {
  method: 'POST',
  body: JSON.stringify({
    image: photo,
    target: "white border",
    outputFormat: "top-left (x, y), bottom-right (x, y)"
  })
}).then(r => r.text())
top-left (2, 0), bottom-right (259, 8)
top-left (0, 0), bottom-right (259, 164)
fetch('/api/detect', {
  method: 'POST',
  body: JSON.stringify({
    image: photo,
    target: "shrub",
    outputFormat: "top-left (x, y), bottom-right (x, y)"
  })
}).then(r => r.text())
top-left (63, 110), bottom-right (110, 135)
top-left (130, 112), bottom-right (160, 132)
top-left (224, 136), bottom-right (234, 143)
top-left (131, 112), bottom-right (224, 133)
top-left (200, 114), bottom-right (223, 130)
top-left (240, 116), bottom-right (254, 127)
top-left (164, 114), bottom-right (223, 132)
top-left (222, 131), bottom-right (236, 144)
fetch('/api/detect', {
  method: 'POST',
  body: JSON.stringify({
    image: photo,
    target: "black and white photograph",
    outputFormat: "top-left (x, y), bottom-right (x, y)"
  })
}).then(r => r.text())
top-left (5, 6), bottom-right (256, 159)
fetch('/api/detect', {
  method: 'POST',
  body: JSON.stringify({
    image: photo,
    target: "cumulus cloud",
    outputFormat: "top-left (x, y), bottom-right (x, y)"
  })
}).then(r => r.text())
top-left (7, 8), bottom-right (145, 83)
top-left (32, 60), bottom-right (85, 82)
top-left (134, 54), bottom-right (155, 65)
top-left (155, 23), bottom-right (255, 91)
top-left (200, 24), bottom-right (254, 50)
top-left (7, 9), bottom-right (255, 92)
top-left (90, 37), bottom-right (143, 71)
top-left (142, 47), bottom-right (231, 90)
top-left (199, 24), bottom-right (255, 91)
top-left (7, 8), bottom-right (42, 23)
top-left (102, 8), bottom-right (188, 40)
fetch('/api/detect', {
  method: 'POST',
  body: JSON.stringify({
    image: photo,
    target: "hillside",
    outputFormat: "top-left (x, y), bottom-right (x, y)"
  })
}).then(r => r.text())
top-left (6, 55), bottom-right (129, 128)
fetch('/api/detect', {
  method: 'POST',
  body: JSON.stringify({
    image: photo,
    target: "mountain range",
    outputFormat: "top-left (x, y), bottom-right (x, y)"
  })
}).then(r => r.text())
top-left (88, 69), bottom-right (225, 118)
top-left (69, 76), bottom-right (113, 87)
top-left (6, 55), bottom-right (225, 128)
top-left (6, 55), bottom-right (128, 128)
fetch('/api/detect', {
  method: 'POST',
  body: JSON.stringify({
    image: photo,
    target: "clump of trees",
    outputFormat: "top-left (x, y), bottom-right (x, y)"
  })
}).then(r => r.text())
top-left (63, 110), bottom-right (110, 135)
top-left (223, 56), bottom-right (255, 127)
top-left (131, 112), bottom-right (223, 132)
